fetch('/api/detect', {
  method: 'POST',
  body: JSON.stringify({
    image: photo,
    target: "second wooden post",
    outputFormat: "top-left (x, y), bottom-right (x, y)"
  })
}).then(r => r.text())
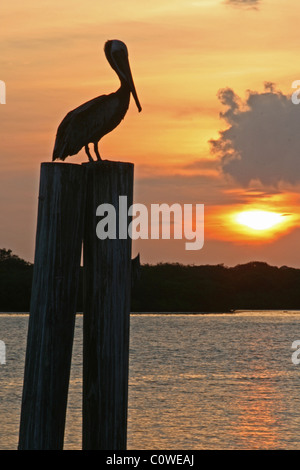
top-left (82, 161), bottom-right (134, 450)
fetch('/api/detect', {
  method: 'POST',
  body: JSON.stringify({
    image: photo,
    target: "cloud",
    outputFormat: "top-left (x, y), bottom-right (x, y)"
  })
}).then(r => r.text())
top-left (209, 83), bottom-right (300, 187)
top-left (225, 0), bottom-right (261, 8)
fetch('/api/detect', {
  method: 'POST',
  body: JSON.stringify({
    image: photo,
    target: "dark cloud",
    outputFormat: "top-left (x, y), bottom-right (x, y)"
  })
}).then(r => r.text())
top-left (225, 0), bottom-right (261, 8)
top-left (182, 159), bottom-right (221, 171)
top-left (209, 83), bottom-right (300, 187)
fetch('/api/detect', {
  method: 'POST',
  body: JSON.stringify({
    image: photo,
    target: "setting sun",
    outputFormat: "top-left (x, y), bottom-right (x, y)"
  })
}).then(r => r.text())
top-left (236, 211), bottom-right (285, 231)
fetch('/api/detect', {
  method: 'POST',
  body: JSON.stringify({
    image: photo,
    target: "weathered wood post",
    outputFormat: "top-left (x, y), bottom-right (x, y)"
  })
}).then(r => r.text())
top-left (82, 161), bottom-right (133, 450)
top-left (18, 162), bottom-right (86, 450)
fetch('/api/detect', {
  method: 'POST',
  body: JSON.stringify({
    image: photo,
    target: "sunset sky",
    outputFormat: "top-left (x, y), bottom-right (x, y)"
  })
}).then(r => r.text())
top-left (1, 0), bottom-right (300, 267)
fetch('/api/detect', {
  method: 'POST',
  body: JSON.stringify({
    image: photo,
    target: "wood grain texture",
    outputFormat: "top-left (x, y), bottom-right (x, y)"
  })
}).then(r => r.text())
top-left (18, 162), bottom-right (86, 450)
top-left (82, 161), bottom-right (133, 450)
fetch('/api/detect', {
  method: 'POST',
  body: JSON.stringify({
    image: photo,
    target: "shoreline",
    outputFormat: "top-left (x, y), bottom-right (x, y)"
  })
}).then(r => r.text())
top-left (1, 309), bottom-right (300, 315)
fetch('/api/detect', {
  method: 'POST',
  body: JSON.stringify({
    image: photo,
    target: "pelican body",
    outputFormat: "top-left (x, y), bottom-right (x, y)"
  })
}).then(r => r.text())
top-left (52, 40), bottom-right (142, 162)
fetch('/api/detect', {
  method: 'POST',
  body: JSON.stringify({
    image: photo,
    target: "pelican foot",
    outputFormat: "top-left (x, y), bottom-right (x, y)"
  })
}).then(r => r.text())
top-left (85, 145), bottom-right (94, 162)
top-left (94, 143), bottom-right (102, 161)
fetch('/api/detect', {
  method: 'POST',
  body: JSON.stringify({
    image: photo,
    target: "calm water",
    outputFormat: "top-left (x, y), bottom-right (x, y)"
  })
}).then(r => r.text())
top-left (1, 311), bottom-right (300, 450)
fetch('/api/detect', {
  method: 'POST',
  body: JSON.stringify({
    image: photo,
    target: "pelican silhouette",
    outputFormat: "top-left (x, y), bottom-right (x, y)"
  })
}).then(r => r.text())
top-left (52, 40), bottom-right (142, 162)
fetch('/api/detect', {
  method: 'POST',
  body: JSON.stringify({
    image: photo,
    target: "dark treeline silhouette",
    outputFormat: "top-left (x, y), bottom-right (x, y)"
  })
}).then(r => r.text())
top-left (1, 248), bottom-right (300, 313)
top-left (131, 262), bottom-right (300, 312)
top-left (0, 249), bottom-right (33, 311)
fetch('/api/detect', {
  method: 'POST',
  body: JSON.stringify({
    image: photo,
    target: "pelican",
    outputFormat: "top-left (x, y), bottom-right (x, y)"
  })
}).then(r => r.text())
top-left (52, 40), bottom-right (142, 162)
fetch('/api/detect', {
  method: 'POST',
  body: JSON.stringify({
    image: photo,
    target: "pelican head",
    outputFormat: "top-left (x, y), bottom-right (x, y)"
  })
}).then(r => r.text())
top-left (105, 39), bottom-right (142, 112)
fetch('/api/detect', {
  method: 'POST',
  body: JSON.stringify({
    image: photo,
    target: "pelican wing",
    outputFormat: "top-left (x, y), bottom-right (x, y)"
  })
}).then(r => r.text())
top-left (52, 94), bottom-right (113, 160)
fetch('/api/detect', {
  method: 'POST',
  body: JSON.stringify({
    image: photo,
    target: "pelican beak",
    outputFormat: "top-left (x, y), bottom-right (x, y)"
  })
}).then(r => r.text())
top-left (130, 78), bottom-right (142, 113)
top-left (115, 51), bottom-right (142, 112)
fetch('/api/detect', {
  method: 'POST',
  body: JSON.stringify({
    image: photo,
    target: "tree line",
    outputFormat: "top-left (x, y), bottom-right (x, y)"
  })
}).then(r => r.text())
top-left (1, 248), bottom-right (300, 313)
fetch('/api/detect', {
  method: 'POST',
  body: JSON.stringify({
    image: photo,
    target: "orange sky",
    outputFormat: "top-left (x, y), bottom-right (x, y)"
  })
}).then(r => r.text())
top-left (1, 0), bottom-right (300, 267)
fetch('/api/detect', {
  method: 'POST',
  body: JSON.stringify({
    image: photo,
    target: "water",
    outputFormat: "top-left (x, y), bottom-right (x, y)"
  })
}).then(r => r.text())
top-left (1, 311), bottom-right (300, 450)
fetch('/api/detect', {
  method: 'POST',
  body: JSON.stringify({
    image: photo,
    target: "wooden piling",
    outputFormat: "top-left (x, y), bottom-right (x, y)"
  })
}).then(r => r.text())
top-left (18, 162), bottom-right (86, 450)
top-left (82, 161), bottom-right (134, 450)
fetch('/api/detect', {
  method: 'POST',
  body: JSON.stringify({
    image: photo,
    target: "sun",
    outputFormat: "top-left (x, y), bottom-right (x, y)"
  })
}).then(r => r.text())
top-left (235, 210), bottom-right (285, 231)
